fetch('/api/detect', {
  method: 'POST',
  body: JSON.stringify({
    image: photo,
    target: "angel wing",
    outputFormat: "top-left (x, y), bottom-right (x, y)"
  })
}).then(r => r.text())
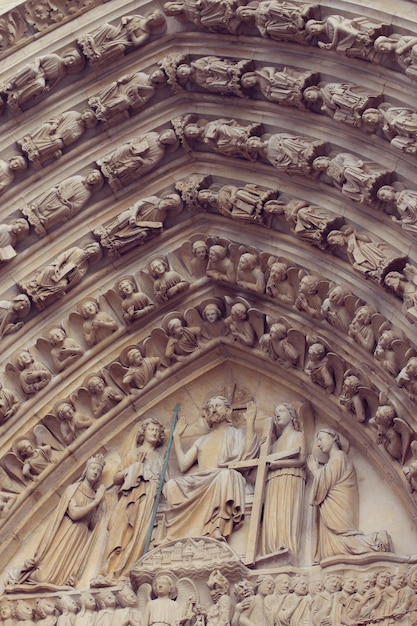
top-left (137, 582), bottom-right (152, 614)
top-left (33, 424), bottom-right (64, 453)
top-left (2, 451), bottom-right (25, 485)
top-left (177, 577), bottom-right (201, 623)
top-left (184, 307), bottom-right (203, 329)
top-left (108, 360), bottom-right (130, 395)
top-left (393, 417), bottom-right (415, 464)
top-left (326, 351), bottom-right (347, 395)
top-left (248, 307), bottom-right (266, 340)
top-left (0, 465), bottom-right (22, 494)
top-left (287, 327), bottom-right (307, 369)
top-left (144, 328), bottom-right (170, 368)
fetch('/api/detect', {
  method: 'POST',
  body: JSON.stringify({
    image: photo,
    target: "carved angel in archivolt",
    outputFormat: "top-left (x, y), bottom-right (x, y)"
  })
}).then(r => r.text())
top-left (396, 356), bottom-right (417, 400)
top-left (109, 276), bottom-right (155, 326)
top-left (304, 338), bottom-right (345, 394)
top-left (265, 257), bottom-right (298, 304)
top-left (3, 426), bottom-right (61, 483)
top-left (78, 11), bottom-right (166, 67)
top-left (145, 255), bottom-right (190, 304)
top-left (109, 345), bottom-right (160, 395)
top-left (0, 381), bottom-right (20, 424)
top-left (80, 372), bottom-right (124, 419)
top-left (74, 299), bottom-right (118, 348)
top-left (206, 240), bottom-right (238, 284)
top-left (347, 303), bottom-right (384, 353)
top-left (225, 298), bottom-right (264, 348)
top-left (294, 272), bottom-right (327, 320)
top-left (338, 370), bottom-right (379, 422)
top-left (146, 311), bottom-right (201, 366)
top-left (259, 318), bottom-right (305, 368)
top-left (320, 283), bottom-right (360, 333)
top-left (7, 348), bottom-right (52, 396)
top-left (403, 441), bottom-right (417, 498)
top-left (236, 249), bottom-right (267, 294)
top-left (374, 328), bottom-right (415, 377)
top-left (94, 192), bottom-right (183, 257)
top-left (370, 404), bottom-right (414, 463)
top-left (179, 236), bottom-right (209, 277)
top-left (198, 299), bottom-right (228, 342)
top-left (37, 325), bottom-right (83, 373)
top-left (46, 398), bottom-right (94, 445)
top-left (384, 265), bottom-right (417, 324)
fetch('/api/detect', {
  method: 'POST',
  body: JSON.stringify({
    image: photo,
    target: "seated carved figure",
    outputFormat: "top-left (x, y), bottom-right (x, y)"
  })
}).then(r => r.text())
top-left (23, 170), bottom-right (103, 237)
top-left (0, 382), bottom-right (20, 423)
top-left (374, 34), bottom-right (417, 79)
top-left (265, 261), bottom-right (296, 304)
top-left (0, 218), bottom-right (29, 262)
top-left (225, 302), bottom-right (257, 347)
top-left (86, 374), bottom-right (123, 418)
top-left (119, 348), bottom-right (160, 393)
top-left (14, 438), bottom-right (54, 481)
top-left (363, 105), bottom-right (417, 154)
top-left (378, 185), bottom-right (417, 234)
top-left (206, 244), bottom-right (236, 283)
top-left (236, 252), bottom-right (266, 294)
top-left (55, 400), bottom-right (93, 444)
top-left (165, 317), bottom-right (201, 362)
top-left (163, 396), bottom-right (259, 542)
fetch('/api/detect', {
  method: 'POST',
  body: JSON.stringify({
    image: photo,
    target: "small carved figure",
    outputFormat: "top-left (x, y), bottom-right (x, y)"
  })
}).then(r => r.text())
top-left (19, 242), bottom-right (102, 310)
top-left (95, 591), bottom-right (116, 626)
top-left (114, 347), bottom-right (160, 394)
top-left (304, 342), bottom-right (336, 393)
top-left (116, 277), bottom-right (155, 325)
top-left (163, 396), bottom-right (258, 542)
top-left (307, 428), bottom-right (391, 561)
top-left (303, 82), bottom-right (382, 126)
top-left (374, 34), bottom-right (417, 79)
top-left (236, 252), bottom-right (266, 294)
top-left (198, 183), bottom-right (275, 224)
top-left (338, 373), bottom-right (376, 422)
top-left (1, 50), bottom-right (85, 113)
top-left (97, 129), bottom-right (178, 192)
top-left (55, 400), bottom-right (93, 444)
top-left (95, 193), bottom-right (182, 256)
top-left (164, 0), bottom-right (245, 34)
top-left (373, 329), bottom-right (403, 376)
top-left (242, 66), bottom-right (318, 108)
top-left (165, 317), bottom-right (201, 363)
top-left (18, 109), bottom-right (97, 169)
top-left (114, 588), bottom-right (142, 626)
top-left (56, 595), bottom-right (79, 625)
top-left (259, 322), bottom-right (303, 367)
top-left (102, 418), bottom-right (165, 579)
top-left (262, 402), bottom-right (306, 558)
top-left (311, 573), bottom-right (342, 626)
top-left (0, 382), bottom-right (20, 423)
top-left (348, 304), bottom-right (378, 352)
top-left (200, 302), bottom-right (228, 341)
top-left (265, 197), bottom-right (343, 248)
top-left (78, 11), bottom-right (166, 67)
top-left (205, 570), bottom-right (232, 626)
top-left (0, 599), bottom-right (14, 625)
top-left (396, 356), bottom-right (417, 399)
top-left (236, 1), bottom-right (318, 44)
top-left (0, 294), bottom-right (31, 339)
top-left (327, 225), bottom-right (406, 282)
top-left (0, 155), bottom-right (27, 195)
top-left (190, 240), bottom-right (209, 277)
top-left (369, 405), bottom-right (412, 462)
top-left (14, 437), bottom-right (54, 481)
top-left (305, 15), bottom-right (389, 59)
top-left (34, 597), bottom-right (58, 626)
top-left (88, 70), bottom-right (165, 125)
top-left (320, 284), bottom-right (355, 332)
top-left (225, 302), bottom-right (257, 347)
top-left (75, 592), bottom-right (98, 626)
top-left (0, 218), bottom-right (29, 262)
top-left (148, 257), bottom-right (190, 304)
top-left (378, 185), bottom-right (417, 234)
top-left (206, 244), bottom-right (236, 283)
top-left (233, 579), bottom-right (256, 626)
top-left (86, 374), bottom-right (123, 418)
top-left (173, 55), bottom-right (253, 96)
top-left (143, 573), bottom-right (182, 626)
top-left (277, 573), bottom-right (310, 624)
top-left (363, 105), bottom-right (417, 154)
top-left (14, 600), bottom-right (36, 624)
top-left (295, 274), bottom-right (323, 319)
top-left (251, 132), bottom-right (325, 174)
top-left (46, 327), bottom-right (83, 372)
top-left (181, 116), bottom-right (262, 160)
top-left (14, 349), bottom-right (52, 395)
top-left (313, 153), bottom-right (391, 204)
top-left (22, 170), bottom-right (103, 237)
top-left (384, 266), bottom-right (417, 323)
top-left (79, 300), bottom-right (118, 348)
top-left (265, 261), bottom-right (296, 304)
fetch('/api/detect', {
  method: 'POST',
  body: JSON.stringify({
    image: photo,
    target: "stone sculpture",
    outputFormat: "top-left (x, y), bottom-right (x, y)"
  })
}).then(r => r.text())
top-left (303, 82), bottom-right (382, 126)
top-left (110, 347), bottom-right (160, 394)
top-left (0, 295), bottom-right (31, 340)
top-left (252, 132), bottom-right (326, 174)
top-left (259, 321), bottom-right (303, 367)
top-left (14, 349), bottom-right (52, 395)
top-left (9, 436), bottom-right (54, 482)
top-left (54, 400), bottom-right (93, 445)
top-left (143, 573), bottom-right (183, 626)
top-left (206, 244), bottom-right (236, 283)
top-left (236, 1), bottom-right (319, 44)
top-left (165, 317), bottom-right (201, 363)
top-left (0, 156), bottom-right (27, 195)
top-left (148, 256), bottom-right (190, 304)
top-left (294, 273), bottom-right (323, 319)
top-left (115, 277), bottom-right (155, 325)
top-left (320, 284), bottom-right (356, 332)
top-left (46, 327), bottom-right (83, 372)
top-left (348, 304), bottom-right (378, 352)
top-left (265, 261), bottom-right (296, 304)
top-left (363, 105), bottom-right (417, 154)
top-left (205, 570), bottom-right (232, 626)
top-left (307, 428), bottom-right (391, 561)
top-left (0, 382), bottom-right (20, 423)
top-left (384, 266), bottom-right (417, 323)
top-left (22, 170), bottom-right (103, 237)
top-left (378, 185), bottom-right (417, 234)
top-left (225, 301), bottom-right (259, 347)
top-left (164, 0), bottom-right (245, 34)
top-left (198, 182), bottom-right (275, 225)
top-left (85, 374), bottom-right (123, 418)
top-left (0, 218), bottom-right (29, 262)
top-left (236, 252), bottom-right (266, 294)
top-left (163, 396), bottom-right (259, 542)
top-left (374, 34), bottom-right (417, 80)
top-left (396, 356), bottom-right (417, 399)
top-left (242, 66), bottom-right (318, 108)
top-left (180, 116), bottom-right (262, 160)
top-left (170, 55), bottom-right (253, 97)
top-left (78, 300), bottom-right (118, 348)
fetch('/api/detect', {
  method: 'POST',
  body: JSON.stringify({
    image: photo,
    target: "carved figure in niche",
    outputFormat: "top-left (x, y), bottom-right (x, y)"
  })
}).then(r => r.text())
top-left (259, 321), bottom-right (304, 368)
top-left (165, 317), bottom-right (201, 363)
top-left (384, 266), bottom-right (417, 323)
top-left (190, 240), bottom-right (209, 277)
top-left (232, 578), bottom-right (256, 626)
top-left (18, 109), bottom-right (97, 169)
top-left (225, 301), bottom-right (260, 347)
top-left (114, 588), bottom-right (142, 626)
top-left (397, 356), bottom-right (417, 399)
top-left (11, 436), bottom-right (54, 482)
top-left (321, 284), bottom-right (356, 333)
top-left (250, 132), bottom-right (325, 174)
top-left (85, 374), bottom-right (123, 418)
top-left (173, 55), bottom-right (254, 97)
top-left (164, 0), bottom-right (245, 34)
top-left (111, 347), bottom-right (160, 395)
top-left (143, 573), bottom-right (183, 626)
top-left (0, 294), bottom-right (31, 339)
top-left (1, 50), bottom-right (85, 113)
top-left (305, 15), bottom-right (389, 59)
top-left (363, 105), bottom-right (417, 154)
top-left (261, 402), bottom-right (306, 559)
top-left (327, 226), bottom-right (406, 282)
top-left (304, 341), bottom-right (341, 394)
top-left (55, 400), bottom-right (93, 445)
top-left (205, 570), bottom-right (232, 626)
top-left (97, 129), bottom-right (178, 192)
top-left (95, 193), bottom-right (183, 257)
top-left (236, 1), bottom-right (318, 44)
top-left (95, 591), bottom-right (116, 626)
top-left (313, 153), bottom-right (391, 204)
top-left (347, 304), bottom-right (378, 352)
top-left (403, 444), bottom-right (417, 499)
top-left (180, 116), bottom-right (261, 161)
top-left (338, 372), bottom-right (378, 423)
top-left (22, 170), bottom-right (103, 237)
top-left (75, 592), bottom-right (97, 626)
top-left (0, 155), bottom-right (27, 195)
top-left (163, 396), bottom-right (258, 542)
top-left (242, 66), bottom-right (318, 108)
top-left (148, 256), bottom-right (190, 304)
top-left (374, 34), bottom-right (417, 79)
top-left (0, 218), bottom-right (29, 262)
top-left (198, 182), bottom-right (275, 225)
top-left (88, 70), bottom-right (166, 125)
top-left (373, 329), bottom-right (409, 376)
top-left (9, 454), bottom-right (105, 589)
top-left (303, 82), bottom-right (382, 126)
top-left (19, 242), bottom-right (102, 310)
top-left (295, 274), bottom-right (324, 319)
top-left (265, 260), bottom-right (296, 304)
top-left (78, 11), bottom-right (166, 67)
top-left (200, 301), bottom-right (228, 342)
top-left (78, 300), bottom-right (118, 348)
top-left (277, 573), bottom-right (310, 625)
top-left (378, 184), bottom-right (417, 234)
top-left (0, 382), bottom-right (20, 423)
top-left (236, 252), bottom-right (266, 294)
top-left (112, 278), bottom-right (155, 327)
top-left (46, 327), bottom-right (83, 372)
top-left (265, 197), bottom-right (343, 248)
top-left (369, 404), bottom-right (413, 462)
top-left (206, 244), bottom-right (236, 283)
top-left (14, 349), bottom-right (51, 395)
top-left (34, 597), bottom-right (57, 626)
top-left (307, 428), bottom-right (392, 561)
top-left (101, 418), bottom-right (165, 580)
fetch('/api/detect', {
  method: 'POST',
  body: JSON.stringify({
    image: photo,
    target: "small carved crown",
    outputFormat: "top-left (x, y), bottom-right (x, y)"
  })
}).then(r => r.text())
top-left (86, 452), bottom-right (106, 468)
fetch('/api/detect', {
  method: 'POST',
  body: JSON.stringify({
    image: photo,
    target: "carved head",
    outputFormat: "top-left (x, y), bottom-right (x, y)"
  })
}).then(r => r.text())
top-left (204, 396), bottom-right (232, 427)
top-left (203, 303), bottom-right (221, 322)
top-left (274, 402), bottom-right (300, 431)
top-left (233, 579), bottom-right (255, 601)
top-left (316, 428), bottom-right (342, 452)
top-left (8, 155), bottom-right (27, 172)
top-left (192, 240), bottom-right (208, 259)
top-left (152, 572), bottom-right (177, 599)
top-left (207, 569), bottom-right (229, 600)
top-left (136, 417), bottom-right (165, 448)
